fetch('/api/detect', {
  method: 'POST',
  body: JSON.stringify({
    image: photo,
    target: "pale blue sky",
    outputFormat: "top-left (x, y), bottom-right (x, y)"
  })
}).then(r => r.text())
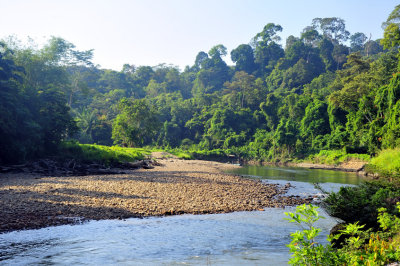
top-left (1, 0), bottom-right (398, 71)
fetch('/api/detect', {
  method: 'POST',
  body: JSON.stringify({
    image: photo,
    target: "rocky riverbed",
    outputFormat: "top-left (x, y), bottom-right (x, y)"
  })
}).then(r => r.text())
top-left (0, 159), bottom-right (310, 233)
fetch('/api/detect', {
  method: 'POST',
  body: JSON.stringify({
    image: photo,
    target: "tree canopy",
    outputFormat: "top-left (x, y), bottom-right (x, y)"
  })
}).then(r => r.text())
top-left (2, 6), bottom-right (400, 163)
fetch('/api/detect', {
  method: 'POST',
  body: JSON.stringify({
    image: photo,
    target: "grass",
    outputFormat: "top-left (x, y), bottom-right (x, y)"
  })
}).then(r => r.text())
top-left (366, 148), bottom-right (400, 178)
top-left (58, 143), bottom-right (233, 165)
top-left (167, 149), bottom-right (194, 159)
top-left (166, 147), bottom-right (236, 160)
top-left (59, 141), bottom-right (155, 165)
top-left (306, 149), bottom-right (370, 165)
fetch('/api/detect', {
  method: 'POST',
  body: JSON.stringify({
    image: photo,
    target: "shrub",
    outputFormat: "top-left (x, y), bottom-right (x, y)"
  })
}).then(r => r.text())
top-left (285, 204), bottom-right (400, 265)
top-left (307, 149), bottom-right (370, 165)
top-left (324, 181), bottom-right (400, 229)
top-left (367, 148), bottom-right (400, 179)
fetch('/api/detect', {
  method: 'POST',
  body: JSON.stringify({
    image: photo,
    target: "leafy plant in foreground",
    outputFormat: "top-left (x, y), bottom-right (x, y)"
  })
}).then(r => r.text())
top-left (285, 203), bottom-right (400, 265)
top-left (337, 204), bottom-right (400, 265)
top-left (285, 204), bottom-right (342, 265)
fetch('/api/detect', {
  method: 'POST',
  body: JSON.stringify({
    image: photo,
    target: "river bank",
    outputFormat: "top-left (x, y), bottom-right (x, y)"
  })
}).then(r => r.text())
top-left (0, 159), bottom-right (309, 233)
top-left (288, 160), bottom-right (367, 173)
top-left (244, 159), bottom-right (367, 174)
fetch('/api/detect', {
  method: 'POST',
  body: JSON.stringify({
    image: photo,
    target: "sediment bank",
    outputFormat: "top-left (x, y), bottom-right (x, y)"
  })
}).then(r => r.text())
top-left (0, 159), bottom-right (308, 233)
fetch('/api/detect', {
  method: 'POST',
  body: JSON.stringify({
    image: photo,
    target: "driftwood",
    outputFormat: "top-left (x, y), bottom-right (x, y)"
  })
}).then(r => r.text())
top-left (0, 159), bottom-right (160, 176)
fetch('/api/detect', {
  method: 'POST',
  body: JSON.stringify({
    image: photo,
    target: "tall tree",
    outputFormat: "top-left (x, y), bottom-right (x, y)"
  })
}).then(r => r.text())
top-left (312, 17), bottom-right (350, 44)
top-left (350, 32), bottom-right (367, 53)
top-left (231, 44), bottom-right (256, 73)
top-left (252, 23), bottom-right (285, 75)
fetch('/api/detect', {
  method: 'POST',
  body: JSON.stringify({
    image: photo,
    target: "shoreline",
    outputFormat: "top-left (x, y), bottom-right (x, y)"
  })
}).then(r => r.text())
top-left (0, 159), bottom-right (309, 234)
top-left (244, 159), bottom-right (367, 174)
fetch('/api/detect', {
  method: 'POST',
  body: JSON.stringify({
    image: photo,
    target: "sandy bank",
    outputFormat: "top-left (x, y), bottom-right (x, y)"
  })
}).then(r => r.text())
top-left (0, 159), bottom-right (307, 233)
top-left (289, 160), bottom-right (366, 172)
top-left (244, 159), bottom-right (367, 176)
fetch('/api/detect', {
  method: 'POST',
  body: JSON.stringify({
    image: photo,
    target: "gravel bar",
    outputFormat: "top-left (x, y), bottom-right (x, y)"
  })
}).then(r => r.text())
top-left (0, 159), bottom-right (309, 233)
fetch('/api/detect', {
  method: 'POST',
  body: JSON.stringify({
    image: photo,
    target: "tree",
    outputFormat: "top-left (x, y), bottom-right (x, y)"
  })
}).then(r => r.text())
top-left (231, 44), bottom-right (256, 73)
top-left (332, 44), bottom-right (349, 70)
top-left (223, 71), bottom-right (257, 109)
top-left (286, 35), bottom-right (300, 50)
top-left (145, 79), bottom-right (166, 97)
top-left (194, 51), bottom-right (209, 70)
top-left (282, 58), bottom-right (324, 90)
top-left (209, 44), bottom-right (227, 58)
top-left (274, 118), bottom-right (298, 154)
top-left (301, 27), bottom-right (321, 47)
top-left (74, 108), bottom-right (98, 143)
top-left (328, 53), bottom-right (371, 112)
top-left (364, 40), bottom-right (383, 57)
top-left (192, 45), bottom-right (230, 94)
top-left (1, 39), bottom-right (77, 161)
top-left (0, 42), bottom-right (35, 163)
top-left (350, 32), bottom-right (367, 53)
top-left (37, 88), bottom-right (77, 152)
top-left (312, 17), bottom-right (350, 44)
top-left (252, 23), bottom-right (285, 75)
top-left (382, 4), bottom-right (400, 31)
top-left (42, 37), bottom-right (94, 107)
top-left (112, 98), bottom-right (160, 147)
top-left (260, 94), bottom-right (281, 130)
top-left (319, 37), bottom-right (335, 71)
top-left (300, 100), bottom-right (330, 146)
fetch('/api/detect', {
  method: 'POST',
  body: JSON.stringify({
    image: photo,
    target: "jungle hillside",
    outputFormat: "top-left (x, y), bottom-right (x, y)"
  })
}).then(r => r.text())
top-left (1, 6), bottom-right (400, 174)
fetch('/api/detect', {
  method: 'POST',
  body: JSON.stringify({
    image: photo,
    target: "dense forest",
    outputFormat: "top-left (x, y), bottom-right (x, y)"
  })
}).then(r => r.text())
top-left (1, 6), bottom-right (400, 164)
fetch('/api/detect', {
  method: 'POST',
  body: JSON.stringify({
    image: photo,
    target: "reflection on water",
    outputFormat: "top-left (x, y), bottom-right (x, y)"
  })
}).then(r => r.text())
top-left (229, 165), bottom-right (362, 185)
top-left (0, 166), bottom-right (356, 265)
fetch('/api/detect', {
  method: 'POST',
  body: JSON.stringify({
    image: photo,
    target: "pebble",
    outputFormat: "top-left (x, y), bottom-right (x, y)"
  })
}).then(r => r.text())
top-left (0, 159), bottom-right (309, 233)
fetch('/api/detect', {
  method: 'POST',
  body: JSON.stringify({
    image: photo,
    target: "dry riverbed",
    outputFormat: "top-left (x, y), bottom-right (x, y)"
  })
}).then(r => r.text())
top-left (0, 159), bottom-right (309, 233)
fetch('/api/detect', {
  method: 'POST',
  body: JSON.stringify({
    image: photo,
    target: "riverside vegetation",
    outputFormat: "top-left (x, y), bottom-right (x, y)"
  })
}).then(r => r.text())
top-left (285, 203), bottom-right (400, 265)
top-left (1, 4), bottom-right (400, 264)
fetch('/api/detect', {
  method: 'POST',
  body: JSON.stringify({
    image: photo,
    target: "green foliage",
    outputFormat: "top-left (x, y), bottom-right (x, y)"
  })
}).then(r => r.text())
top-left (381, 4), bottom-right (400, 50)
top-left (300, 100), bottom-right (330, 148)
top-left (274, 118), bottom-right (298, 154)
top-left (59, 141), bottom-right (149, 165)
top-left (112, 98), bottom-right (160, 147)
top-left (286, 204), bottom-right (400, 265)
top-left (4, 6), bottom-right (400, 165)
top-left (167, 149), bottom-right (193, 160)
top-left (324, 182), bottom-right (400, 228)
top-left (285, 204), bottom-right (343, 265)
top-left (230, 44), bottom-right (256, 73)
top-left (336, 204), bottom-right (400, 265)
top-left (0, 39), bottom-right (77, 163)
top-left (367, 148), bottom-right (400, 178)
top-left (307, 149), bottom-right (370, 165)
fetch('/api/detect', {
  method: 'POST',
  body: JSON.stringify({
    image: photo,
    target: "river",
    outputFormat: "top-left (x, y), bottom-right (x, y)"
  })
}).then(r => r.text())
top-left (0, 166), bottom-right (361, 265)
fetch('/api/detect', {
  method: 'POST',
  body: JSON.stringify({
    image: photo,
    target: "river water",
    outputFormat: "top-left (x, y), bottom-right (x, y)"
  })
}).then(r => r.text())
top-left (0, 166), bottom-right (361, 265)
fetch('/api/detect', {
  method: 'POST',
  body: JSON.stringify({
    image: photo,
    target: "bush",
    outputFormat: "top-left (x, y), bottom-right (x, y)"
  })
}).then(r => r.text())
top-left (307, 149), bottom-right (370, 165)
top-left (286, 204), bottom-right (400, 265)
top-left (324, 181), bottom-right (400, 229)
top-left (367, 148), bottom-right (400, 179)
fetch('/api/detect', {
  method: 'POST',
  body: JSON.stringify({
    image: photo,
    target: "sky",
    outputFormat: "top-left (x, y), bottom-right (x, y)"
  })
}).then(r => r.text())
top-left (1, 0), bottom-right (398, 71)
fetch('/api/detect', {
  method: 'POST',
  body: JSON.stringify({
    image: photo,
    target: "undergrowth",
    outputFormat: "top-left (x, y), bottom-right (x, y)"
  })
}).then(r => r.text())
top-left (286, 204), bottom-right (400, 265)
top-left (306, 149), bottom-right (370, 165)
top-left (59, 141), bottom-right (154, 165)
top-left (366, 148), bottom-right (400, 179)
